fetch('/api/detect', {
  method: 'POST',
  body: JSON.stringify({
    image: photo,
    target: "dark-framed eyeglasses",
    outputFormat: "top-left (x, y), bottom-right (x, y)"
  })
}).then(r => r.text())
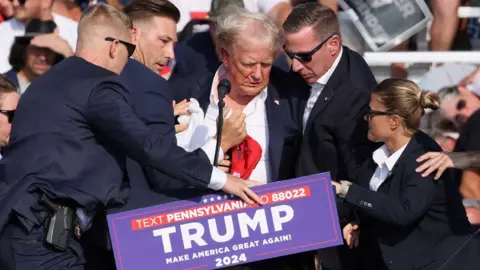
top-left (0, 110), bottom-right (15, 123)
top-left (364, 108), bottom-right (397, 121)
top-left (105, 37), bottom-right (136, 57)
top-left (283, 32), bottom-right (337, 63)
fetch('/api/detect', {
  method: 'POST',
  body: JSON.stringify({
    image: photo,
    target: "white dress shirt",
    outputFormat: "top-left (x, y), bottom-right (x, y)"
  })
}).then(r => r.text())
top-left (302, 48), bottom-right (343, 132)
top-left (369, 144), bottom-right (408, 192)
top-left (200, 65), bottom-right (271, 184)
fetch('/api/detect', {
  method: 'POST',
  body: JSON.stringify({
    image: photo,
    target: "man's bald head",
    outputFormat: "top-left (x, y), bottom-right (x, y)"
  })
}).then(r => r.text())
top-left (77, 3), bottom-right (133, 51)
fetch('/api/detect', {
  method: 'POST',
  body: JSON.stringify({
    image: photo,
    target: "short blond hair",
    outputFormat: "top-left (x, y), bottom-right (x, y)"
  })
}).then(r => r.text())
top-left (215, 8), bottom-right (284, 58)
top-left (77, 3), bottom-right (132, 47)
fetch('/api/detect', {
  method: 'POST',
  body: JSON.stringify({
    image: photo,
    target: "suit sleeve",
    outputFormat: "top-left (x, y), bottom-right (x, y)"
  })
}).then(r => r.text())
top-left (85, 81), bottom-right (226, 190)
top-left (128, 78), bottom-right (214, 189)
top-left (335, 87), bottom-right (376, 181)
top-left (344, 165), bottom-right (437, 227)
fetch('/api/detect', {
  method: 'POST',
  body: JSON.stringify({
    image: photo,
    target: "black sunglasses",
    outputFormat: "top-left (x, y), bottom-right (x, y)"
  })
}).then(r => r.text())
top-left (0, 110), bottom-right (15, 123)
top-left (364, 108), bottom-right (398, 121)
top-left (105, 37), bottom-right (136, 57)
top-left (11, 0), bottom-right (26, 5)
top-left (284, 32), bottom-right (337, 63)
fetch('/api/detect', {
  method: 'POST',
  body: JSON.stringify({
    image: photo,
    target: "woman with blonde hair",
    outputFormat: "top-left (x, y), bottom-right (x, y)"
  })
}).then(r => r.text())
top-left (332, 78), bottom-right (479, 269)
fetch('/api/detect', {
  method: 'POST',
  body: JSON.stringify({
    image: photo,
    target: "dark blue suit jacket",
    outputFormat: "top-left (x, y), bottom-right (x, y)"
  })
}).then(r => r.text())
top-left (169, 66), bottom-right (304, 184)
top-left (120, 59), bottom-right (211, 194)
top-left (0, 57), bottom-right (214, 232)
top-left (3, 69), bottom-right (19, 88)
top-left (347, 131), bottom-right (480, 270)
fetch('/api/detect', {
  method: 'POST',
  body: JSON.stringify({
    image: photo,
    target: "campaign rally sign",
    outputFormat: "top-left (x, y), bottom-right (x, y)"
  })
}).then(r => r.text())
top-left (339, 0), bottom-right (433, 51)
top-left (107, 173), bottom-right (343, 269)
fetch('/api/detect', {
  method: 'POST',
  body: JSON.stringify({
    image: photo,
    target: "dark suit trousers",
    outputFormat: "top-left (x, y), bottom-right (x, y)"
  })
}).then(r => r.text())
top-left (0, 216), bottom-right (85, 270)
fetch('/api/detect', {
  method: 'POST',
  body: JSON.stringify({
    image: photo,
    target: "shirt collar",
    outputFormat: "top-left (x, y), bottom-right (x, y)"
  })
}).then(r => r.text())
top-left (315, 47), bottom-right (343, 86)
top-left (209, 64), bottom-right (268, 107)
top-left (372, 143), bottom-right (408, 171)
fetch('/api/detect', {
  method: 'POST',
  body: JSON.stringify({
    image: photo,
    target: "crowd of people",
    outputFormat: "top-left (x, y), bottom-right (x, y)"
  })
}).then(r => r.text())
top-left (1, 0), bottom-right (480, 270)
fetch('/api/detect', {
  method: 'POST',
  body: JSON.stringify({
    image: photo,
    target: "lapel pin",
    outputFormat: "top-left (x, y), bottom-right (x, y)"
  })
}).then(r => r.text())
top-left (274, 100), bottom-right (280, 105)
top-left (324, 97), bottom-right (329, 102)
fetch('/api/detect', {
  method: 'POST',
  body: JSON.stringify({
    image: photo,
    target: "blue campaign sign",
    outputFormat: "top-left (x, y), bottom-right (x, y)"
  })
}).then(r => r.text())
top-left (107, 173), bottom-right (343, 269)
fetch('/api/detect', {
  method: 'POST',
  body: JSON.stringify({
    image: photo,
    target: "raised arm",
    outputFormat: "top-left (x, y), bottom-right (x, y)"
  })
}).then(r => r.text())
top-left (416, 152), bottom-right (480, 179)
top-left (86, 81), bottom-right (261, 204)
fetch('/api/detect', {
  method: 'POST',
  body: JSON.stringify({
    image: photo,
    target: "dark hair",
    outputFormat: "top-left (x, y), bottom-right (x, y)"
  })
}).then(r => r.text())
top-left (283, 3), bottom-right (339, 41)
top-left (9, 41), bottom-right (64, 72)
top-left (0, 74), bottom-right (18, 95)
top-left (124, 0), bottom-right (180, 23)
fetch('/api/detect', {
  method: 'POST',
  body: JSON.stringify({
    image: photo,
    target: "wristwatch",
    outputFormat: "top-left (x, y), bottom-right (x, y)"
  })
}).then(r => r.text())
top-left (338, 180), bottom-right (352, 198)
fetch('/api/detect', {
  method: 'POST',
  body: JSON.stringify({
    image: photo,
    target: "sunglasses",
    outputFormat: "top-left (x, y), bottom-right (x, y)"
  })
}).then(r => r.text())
top-left (11, 0), bottom-right (27, 5)
top-left (364, 108), bottom-right (398, 121)
top-left (283, 32), bottom-right (337, 63)
top-left (454, 99), bottom-right (467, 126)
top-left (105, 37), bottom-right (136, 57)
top-left (0, 110), bottom-right (15, 123)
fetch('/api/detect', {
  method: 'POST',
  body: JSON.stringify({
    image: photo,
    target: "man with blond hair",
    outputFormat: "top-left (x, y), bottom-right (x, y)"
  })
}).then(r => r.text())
top-left (0, 3), bottom-right (260, 269)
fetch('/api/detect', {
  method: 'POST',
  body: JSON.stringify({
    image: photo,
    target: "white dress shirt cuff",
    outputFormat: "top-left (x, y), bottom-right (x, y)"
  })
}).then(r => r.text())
top-left (201, 138), bottom-right (224, 165)
top-left (208, 167), bottom-right (227, 190)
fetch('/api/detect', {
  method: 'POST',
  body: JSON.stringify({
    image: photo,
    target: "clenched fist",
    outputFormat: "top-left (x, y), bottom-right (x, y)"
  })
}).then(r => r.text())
top-left (218, 107), bottom-right (247, 151)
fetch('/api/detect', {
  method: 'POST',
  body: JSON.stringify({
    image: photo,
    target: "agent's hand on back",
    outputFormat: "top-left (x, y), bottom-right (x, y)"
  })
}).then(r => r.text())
top-left (173, 99), bottom-right (191, 133)
top-left (416, 152), bottom-right (455, 180)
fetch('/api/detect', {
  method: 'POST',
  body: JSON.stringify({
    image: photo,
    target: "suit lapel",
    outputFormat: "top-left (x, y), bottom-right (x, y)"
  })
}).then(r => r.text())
top-left (265, 83), bottom-right (283, 182)
top-left (303, 85), bottom-right (334, 135)
top-left (302, 48), bottom-right (347, 135)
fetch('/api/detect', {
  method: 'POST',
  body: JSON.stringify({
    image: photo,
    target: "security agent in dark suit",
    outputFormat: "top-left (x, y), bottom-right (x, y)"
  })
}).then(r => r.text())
top-left (0, 4), bottom-right (260, 269)
top-left (333, 79), bottom-right (480, 270)
top-left (281, 3), bottom-right (378, 269)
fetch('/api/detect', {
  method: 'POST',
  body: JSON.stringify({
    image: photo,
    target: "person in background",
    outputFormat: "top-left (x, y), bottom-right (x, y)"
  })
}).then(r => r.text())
top-left (0, 74), bottom-right (19, 159)
top-left (391, 0), bottom-right (461, 79)
top-left (282, 3), bottom-right (377, 268)
top-left (4, 19), bottom-right (73, 94)
top-left (52, 0), bottom-right (86, 21)
top-left (430, 128), bottom-right (458, 152)
top-left (437, 85), bottom-right (480, 199)
top-left (0, 0), bottom-right (14, 22)
top-left (333, 78), bottom-right (479, 270)
top-left (170, 0), bottom-right (292, 33)
top-left (0, 0), bottom-right (78, 73)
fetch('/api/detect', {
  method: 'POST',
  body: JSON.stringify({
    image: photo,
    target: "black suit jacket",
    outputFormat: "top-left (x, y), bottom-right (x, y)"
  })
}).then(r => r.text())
top-left (169, 66), bottom-right (303, 184)
top-left (3, 69), bottom-right (18, 88)
top-left (119, 59), bottom-right (213, 199)
top-left (0, 57), bottom-right (215, 232)
top-left (346, 131), bottom-right (479, 270)
top-left (290, 46), bottom-right (378, 270)
top-left (296, 46), bottom-right (377, 182)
